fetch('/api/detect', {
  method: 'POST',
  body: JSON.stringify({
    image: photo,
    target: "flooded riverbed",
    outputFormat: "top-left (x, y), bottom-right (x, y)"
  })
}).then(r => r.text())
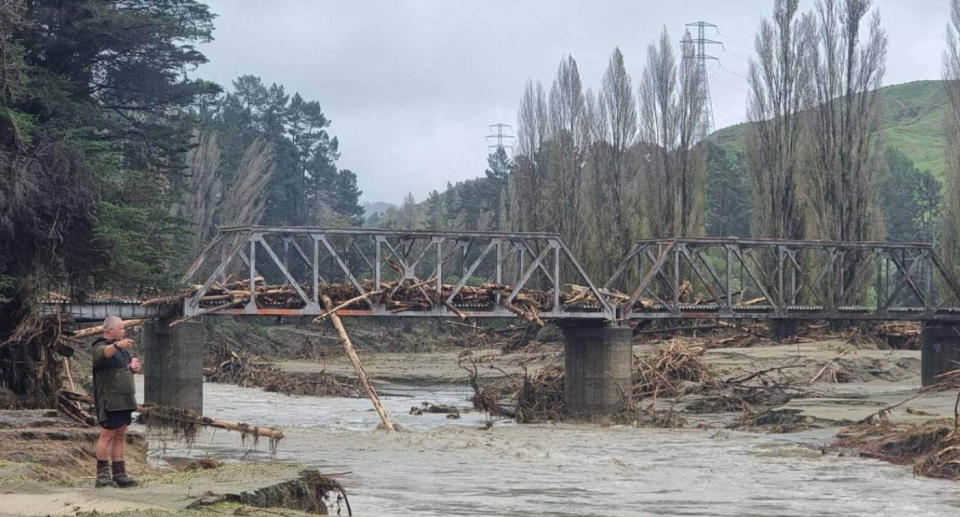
top-left (142, 381), bottom-right (960, 516)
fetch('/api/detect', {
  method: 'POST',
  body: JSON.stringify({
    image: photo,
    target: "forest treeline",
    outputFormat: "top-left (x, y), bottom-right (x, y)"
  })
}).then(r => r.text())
top-left (0, 1), bottom-right (362, 335)
top-left (375, 0), bottom-right (955, 290)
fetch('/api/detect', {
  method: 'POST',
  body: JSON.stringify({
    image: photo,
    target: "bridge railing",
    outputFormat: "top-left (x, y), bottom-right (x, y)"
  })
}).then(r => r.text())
top-left (181, 226), bottom-right (614, 319)
top-left (604, 238), bottom-right (960, 320)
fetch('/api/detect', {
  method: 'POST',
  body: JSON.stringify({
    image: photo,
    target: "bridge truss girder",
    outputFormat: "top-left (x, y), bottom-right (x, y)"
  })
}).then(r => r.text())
top-left (181, 226), bottom-right (614, 320)
top-left (604, 238), bottom-right (960, 321)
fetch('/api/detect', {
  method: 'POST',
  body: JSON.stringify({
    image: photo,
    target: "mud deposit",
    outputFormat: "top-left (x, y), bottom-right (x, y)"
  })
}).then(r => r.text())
top-left (154, 376), bottom-right (960, 516)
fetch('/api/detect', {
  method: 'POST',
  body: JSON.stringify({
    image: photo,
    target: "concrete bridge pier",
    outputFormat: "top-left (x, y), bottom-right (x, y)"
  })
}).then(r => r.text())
top-left (770, 319), bottom-right (798, 341)
top-left (142, 319), bottom-right (206, 412)
top-left (921, 321), bottom-right (960, 387)
top-left (562, 323), bottom-right (633, 416)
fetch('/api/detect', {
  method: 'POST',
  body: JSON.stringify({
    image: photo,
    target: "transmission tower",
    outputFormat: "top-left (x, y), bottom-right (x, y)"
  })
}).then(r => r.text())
top-left (486, 123), bottom-right (514, 154)
top-left (681, 21), bottom-right (722, 134)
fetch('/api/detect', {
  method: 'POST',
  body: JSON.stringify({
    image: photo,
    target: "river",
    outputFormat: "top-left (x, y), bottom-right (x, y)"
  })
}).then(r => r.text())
top-left (139, 380), bottom-right (960, 516)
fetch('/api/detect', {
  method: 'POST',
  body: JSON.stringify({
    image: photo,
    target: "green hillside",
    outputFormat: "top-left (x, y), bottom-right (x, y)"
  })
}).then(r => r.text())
top-left (710, 80), bottom-right (950, 178)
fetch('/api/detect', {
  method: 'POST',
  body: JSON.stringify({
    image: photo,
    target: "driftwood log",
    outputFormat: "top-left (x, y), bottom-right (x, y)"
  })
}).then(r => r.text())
top-left (59, 391), bottom-right (284, 441)
top-left (320, 295), bottom-right (395, 432)
top-left (68, 318), bottom-right (145, 339)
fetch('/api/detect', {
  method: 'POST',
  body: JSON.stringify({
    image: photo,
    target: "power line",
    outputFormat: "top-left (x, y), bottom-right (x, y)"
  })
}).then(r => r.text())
top-left (718, 61), bottom-right (750, 83)
top-left (710, 67), bottom-right (750, 95)
top-left (719, 45), bottom-right (751, 66)
top-left (682, 21), bottom-right (723, 134)
top-left (716, 30), bottom-right (754, 54)
top-left (486, 123), bottom-right (514, 153)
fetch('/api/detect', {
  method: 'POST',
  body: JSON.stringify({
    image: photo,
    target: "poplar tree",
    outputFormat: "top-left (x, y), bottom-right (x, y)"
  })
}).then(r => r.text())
top-left (746, 0), bottom-right (813, 240)
top-left (941, 0), bottom-right (960, 286)
top-left (638, 28), bottom-right (708, 238)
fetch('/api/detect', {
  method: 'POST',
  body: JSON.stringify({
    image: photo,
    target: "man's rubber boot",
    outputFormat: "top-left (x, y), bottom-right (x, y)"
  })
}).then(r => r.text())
top-left (95, 460), bottom-right (117, 488)
top-left (111, 460), bottom-right (138, 488)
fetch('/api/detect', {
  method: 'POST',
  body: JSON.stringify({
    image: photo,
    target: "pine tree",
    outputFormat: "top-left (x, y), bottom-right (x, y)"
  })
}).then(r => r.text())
top-left (880, 148), bottom-right (941, 242)
top-left (705, 143), bottom-right (751, 238)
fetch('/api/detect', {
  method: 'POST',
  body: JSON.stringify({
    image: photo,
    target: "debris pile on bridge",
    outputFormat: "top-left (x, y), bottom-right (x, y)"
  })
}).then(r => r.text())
top-left (142, 278), bottom-right (611, 325)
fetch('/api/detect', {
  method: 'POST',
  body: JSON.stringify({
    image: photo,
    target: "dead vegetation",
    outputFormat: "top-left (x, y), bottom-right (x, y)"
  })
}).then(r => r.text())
top-left (632, 340), bottom-right (713, 399)
top-left (186, 468), bottom-right (352, 516)
top-left (142, 277), bottom-right (614, 327)
top-left (457, 323), bottom-right (904, 432)
top-left (0, 314), bottom-right (68, 409)
top-left (205, 331), bottom-right (360, 398)
top-left (458, 352), bottom-right (565, 423)
top-left (826, 369), bottom-right (960, 479)
top-left (409, 402), bottom-right (461, 419)
top-left (460, 336), bottom-right (815, 428)
top-left (834, 420), bottom-right (960, 480)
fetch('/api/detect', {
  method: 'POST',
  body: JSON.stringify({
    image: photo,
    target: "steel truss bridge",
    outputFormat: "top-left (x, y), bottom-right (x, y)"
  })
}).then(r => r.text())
top-left (42, 227), bottom-right (960, 323)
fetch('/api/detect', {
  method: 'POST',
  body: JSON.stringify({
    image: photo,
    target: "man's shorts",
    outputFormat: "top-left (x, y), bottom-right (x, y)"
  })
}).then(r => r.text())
top-left (100, 410), bottom-right (133, 430)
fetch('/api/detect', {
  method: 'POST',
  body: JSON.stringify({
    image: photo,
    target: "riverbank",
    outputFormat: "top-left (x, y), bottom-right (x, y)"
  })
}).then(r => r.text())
top-left (0, 410), bottom-right (346, 516)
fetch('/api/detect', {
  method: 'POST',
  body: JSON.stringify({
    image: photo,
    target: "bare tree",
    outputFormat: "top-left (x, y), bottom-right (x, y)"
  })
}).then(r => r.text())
top-left (547, 55), bottom-right (589, 242)
top-left (508, 80), bottom-right (549, 233)
top-left (746, 0), bottom-right (814, 240)
top-left (599, 48), bottom-right (639, 253)
top-left (804, 0), bottom-right (887, 301)
top-left (941, 0), bottom-right (960, 286)
top-left (178, 131), bottom-right (222, 256)
top-left (638, 27), bottom-right (708, 238)
top-left (580, 88), bottom-right (608, 275)
top-left (580, 48), bottom-right (641, 277)
top-left (222, 138), bottom-right (275, 226)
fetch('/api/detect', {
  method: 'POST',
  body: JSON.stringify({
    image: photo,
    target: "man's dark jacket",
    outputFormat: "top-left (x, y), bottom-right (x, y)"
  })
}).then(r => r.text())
top-left (91, 338), bottom-right (137, 424)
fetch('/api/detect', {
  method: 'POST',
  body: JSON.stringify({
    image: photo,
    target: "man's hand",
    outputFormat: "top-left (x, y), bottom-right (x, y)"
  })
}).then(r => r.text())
top-left (115, 338), bottom-right (134, 349)
top-left (130, 357), bottom-right (142, 374)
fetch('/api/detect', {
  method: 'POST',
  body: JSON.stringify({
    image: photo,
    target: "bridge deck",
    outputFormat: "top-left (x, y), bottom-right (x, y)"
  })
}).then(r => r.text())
top-left (40, 301), bottom-right (177, 322)
top-left (42, 230), bottom-right (960, 323)
top-left (42, 301), bottom-right (960, 322)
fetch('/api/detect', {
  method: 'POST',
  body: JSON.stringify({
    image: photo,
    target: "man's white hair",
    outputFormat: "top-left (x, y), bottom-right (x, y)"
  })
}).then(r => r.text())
top-left (103, 315), bottom-right (124, 331)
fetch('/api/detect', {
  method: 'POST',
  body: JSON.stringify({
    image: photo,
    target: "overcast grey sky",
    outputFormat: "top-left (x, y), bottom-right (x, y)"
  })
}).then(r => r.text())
top-left (197, 0), bottom-right (948, 205)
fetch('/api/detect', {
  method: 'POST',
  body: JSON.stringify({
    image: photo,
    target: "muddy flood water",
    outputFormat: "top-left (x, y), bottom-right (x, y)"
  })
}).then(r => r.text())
top-left (141, 380), bottom-right (960, 516)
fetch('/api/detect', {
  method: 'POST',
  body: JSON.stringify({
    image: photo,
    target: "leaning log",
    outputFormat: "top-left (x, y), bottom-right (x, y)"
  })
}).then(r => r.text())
top-left (320, 295), bottom-right (395, 431)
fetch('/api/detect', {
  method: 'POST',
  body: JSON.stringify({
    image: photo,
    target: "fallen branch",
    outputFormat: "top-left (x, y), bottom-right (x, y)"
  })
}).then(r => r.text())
top-left (857, 392), bottom-right (925, 424)
top-left (809, 351), bottom-right (850, 384)
top-left (724, 364), bottom-right (805, 386)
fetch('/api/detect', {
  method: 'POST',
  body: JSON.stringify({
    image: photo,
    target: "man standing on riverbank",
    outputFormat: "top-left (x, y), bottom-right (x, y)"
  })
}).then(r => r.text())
top-left (91, 316), bottom-right (141, 488)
